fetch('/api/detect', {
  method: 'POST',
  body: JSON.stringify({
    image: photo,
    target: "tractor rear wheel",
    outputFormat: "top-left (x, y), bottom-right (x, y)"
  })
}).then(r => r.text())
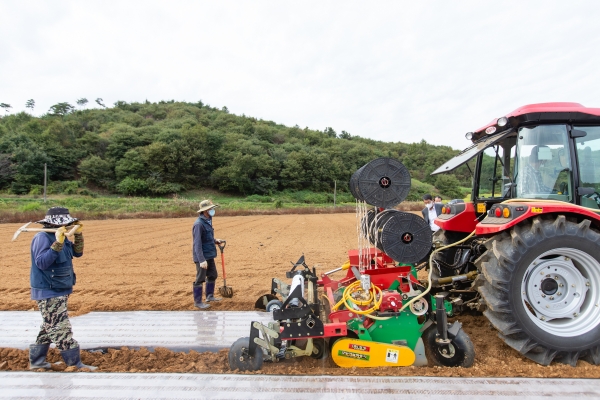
top-left (476, 215), bottom-right (600, 366)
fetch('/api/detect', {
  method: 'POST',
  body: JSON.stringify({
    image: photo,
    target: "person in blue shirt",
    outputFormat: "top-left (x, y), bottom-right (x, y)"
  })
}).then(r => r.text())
top-left (28, 207), bottom-right (96, 371)
top-left (192, 200), bottom-right (224, 309)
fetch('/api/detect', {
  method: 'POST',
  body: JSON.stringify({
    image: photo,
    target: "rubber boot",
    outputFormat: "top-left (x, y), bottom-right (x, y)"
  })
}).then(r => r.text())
top-left (29, 344), bottom-right (52, 370)
top-left (193, 285), bottom-right (210, 309)
top-left (60, 346), bottom-right (97, 371)
top-left (205, 281), bottom-right (222, 302)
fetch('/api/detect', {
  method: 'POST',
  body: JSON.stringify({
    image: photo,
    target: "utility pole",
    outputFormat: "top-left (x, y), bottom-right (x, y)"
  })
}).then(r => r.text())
top-left (43, 163), bottom-right (47, 203)
top-left (334, 180), bottom-right (337, 208)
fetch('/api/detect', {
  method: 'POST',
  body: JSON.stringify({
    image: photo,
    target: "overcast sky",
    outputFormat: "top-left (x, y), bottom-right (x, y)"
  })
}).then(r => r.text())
top-left (1, 1), bottom-right (600, 149)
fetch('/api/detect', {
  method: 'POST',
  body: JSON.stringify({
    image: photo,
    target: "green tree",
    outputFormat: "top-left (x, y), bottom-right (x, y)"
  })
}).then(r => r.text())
top-left (435, 174), bottom-right (464, 199)
top-left (324, 127), bottom-right (336, 138)
top-left (25, 99), bottom-right (35, 113)
top-left (95, 98), bottom-right (106, 108)
top-left (0, 153), bottom-right (15, 189)
top-left (48, 102), bottom-right (75, 116)
top-left (76, 98), bottom-right (89, 108)
top-left (115, 148), bottom-right (147, 181)
top-left (78, 155), bottom-right (114, 188)
top-left (0, 103), bottom-right (12, 114)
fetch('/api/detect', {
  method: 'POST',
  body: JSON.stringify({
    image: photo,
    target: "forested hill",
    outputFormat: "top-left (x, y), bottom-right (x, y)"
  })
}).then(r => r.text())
top-left (0, 100), bottom-right (470, 199)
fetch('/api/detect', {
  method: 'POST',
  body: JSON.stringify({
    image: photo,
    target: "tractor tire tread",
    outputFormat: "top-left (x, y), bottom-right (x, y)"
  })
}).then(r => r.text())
top-left (476, 215), bottom-right (600, 366)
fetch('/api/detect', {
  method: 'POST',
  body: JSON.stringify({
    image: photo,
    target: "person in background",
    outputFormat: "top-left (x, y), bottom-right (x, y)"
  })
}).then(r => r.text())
top-left (434, 195), bottom-right (443, 204)
top-left (192, 199), bottom-right (224, 309)
top-left (29, 207), bottom-right (96, 371)
top-left (421, 194), bottom-right (443, 233)
top-left (521, 145), bottom-right (552, 194)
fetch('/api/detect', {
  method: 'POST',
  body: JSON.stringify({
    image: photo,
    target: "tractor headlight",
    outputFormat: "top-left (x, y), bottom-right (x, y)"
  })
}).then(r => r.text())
top-left (465, 132), bottom-right (474, 140)
top-left (497, 116), bottom-right (508, 127)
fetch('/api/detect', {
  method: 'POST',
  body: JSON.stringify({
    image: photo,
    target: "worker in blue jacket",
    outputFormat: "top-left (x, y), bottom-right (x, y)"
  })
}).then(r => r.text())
top-left (28, 207), bottom-right (96, 371)
top-left (192, 200), bottom-right (224, 309)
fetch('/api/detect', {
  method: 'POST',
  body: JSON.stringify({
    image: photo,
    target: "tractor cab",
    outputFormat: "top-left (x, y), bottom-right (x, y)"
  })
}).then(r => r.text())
top-left (432, 103), bottom-right (600, 226)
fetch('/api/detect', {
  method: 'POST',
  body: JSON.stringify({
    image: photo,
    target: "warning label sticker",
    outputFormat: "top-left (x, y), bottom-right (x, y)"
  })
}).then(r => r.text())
top-left (385, 349), bottom-right (399, 363)
top-left (349, 343), bottom-right (370, 352)
top-left (338, 350), bottom-right (370, 361)
top-left (531, 207), bottom-right (543, 213)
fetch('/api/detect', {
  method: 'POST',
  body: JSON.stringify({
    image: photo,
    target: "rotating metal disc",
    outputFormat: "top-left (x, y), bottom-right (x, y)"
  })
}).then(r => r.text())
top-left (379, 211), bottom-right (432, 263)
top-left (355, 158), bottom-right (411, 208)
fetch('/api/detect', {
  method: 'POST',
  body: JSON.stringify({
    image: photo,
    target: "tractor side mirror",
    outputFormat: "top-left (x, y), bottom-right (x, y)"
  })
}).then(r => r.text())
top-left (570, 129), bottom-right (587, 138)
top-left (577, 187), bottom-right (595, 196)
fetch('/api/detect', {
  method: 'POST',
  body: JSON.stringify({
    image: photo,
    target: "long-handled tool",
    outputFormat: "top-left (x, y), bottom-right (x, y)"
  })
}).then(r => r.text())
top-left (12, 222), bottom-right (80, 242)
top-left (217, 240), bottom-right (233, 298)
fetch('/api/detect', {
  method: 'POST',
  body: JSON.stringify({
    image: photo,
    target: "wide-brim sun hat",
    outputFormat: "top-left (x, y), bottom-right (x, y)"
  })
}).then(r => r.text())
top-left (36, 207), bottom-right (79, 226)
top-left (197, 199), bottom-right (220, 213)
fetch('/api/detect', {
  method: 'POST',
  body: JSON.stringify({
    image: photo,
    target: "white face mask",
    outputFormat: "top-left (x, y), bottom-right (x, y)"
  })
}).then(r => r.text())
top-left (208, 209), bottom-right (216, 217)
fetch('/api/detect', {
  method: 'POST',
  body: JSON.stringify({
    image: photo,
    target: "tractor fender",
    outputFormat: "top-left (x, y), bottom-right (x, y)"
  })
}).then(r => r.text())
top-left (476, 202), bottom-right (600, 235)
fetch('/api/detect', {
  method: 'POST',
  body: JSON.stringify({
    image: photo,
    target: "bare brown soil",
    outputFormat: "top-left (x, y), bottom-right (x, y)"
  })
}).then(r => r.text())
top-left (1, 214), bottom-right (600, 377)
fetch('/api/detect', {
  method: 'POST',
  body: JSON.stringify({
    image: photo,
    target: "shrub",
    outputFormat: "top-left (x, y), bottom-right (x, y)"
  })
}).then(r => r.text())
top-left (18, 202), bottom-right (42, 212)
top-left (116, 177), bottom-right (149, 196)
top-left (29, 185), bottom-right (43, 195)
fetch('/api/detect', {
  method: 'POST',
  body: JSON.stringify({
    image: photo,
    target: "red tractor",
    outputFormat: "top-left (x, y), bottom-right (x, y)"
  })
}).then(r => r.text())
top-left (430, 102), bottom-right (600, 366)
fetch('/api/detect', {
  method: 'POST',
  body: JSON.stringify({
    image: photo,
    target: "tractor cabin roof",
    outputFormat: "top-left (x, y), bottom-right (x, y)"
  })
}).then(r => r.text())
top-left (471, 102), bottom-right (600, 142)
top-left (431, 102), bottom-right (600, 176)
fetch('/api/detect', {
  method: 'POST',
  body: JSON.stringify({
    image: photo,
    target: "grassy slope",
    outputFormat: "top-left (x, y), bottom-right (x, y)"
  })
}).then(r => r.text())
top-left (0, 182), bottom-right (439, 223)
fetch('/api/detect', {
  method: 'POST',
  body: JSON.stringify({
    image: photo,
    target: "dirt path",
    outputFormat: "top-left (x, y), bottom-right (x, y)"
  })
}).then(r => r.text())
top-left (1, 214), bottom-right (600, 377)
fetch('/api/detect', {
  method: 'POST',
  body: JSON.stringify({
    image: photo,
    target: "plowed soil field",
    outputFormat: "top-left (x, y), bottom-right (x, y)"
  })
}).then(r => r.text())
top-left (1, 214), bottom-right (600, 378)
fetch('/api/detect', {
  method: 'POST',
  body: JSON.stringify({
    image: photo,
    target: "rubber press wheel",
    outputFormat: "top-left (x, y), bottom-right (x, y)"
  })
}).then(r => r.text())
top-left (423, 325), bottom-right (475, 367)
top-left (228, 337), bottom-right (263, 371)
top-left (266, 299), bottom-right (284, 313)
top-left (310, 338), bottom-right (327, 359)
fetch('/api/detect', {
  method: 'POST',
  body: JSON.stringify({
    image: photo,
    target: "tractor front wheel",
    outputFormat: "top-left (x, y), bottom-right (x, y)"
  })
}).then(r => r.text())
top-left (477, 215), bottom-right (600, 366)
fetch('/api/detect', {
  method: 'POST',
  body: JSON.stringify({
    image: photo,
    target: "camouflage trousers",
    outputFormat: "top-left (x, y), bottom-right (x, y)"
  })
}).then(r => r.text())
top-left (35, 295), bottom-right (78, 351)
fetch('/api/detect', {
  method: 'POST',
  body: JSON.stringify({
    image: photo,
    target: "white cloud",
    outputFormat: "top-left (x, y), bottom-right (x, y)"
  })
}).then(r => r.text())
top-left (1, 0), bottom-right (600, 149)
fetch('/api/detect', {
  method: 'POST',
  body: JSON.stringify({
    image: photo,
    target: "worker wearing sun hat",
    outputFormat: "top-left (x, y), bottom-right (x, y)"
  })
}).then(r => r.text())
top-left (29, 207), bottom-right (96, 371)
top-left (192, 199), bottom-right (224, 309)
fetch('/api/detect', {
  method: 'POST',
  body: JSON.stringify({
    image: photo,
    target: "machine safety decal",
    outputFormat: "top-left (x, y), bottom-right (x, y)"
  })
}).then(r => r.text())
top-left (477, 203), bottom-right (486, 213)
top-left (385, 349), bottom-right (399, 363)
top-left (349, 343), bottom-right (370, 352)
top-left (338, 350), bottom-right (370, 361)
top-left (531, 207), bottom-right (543, 213)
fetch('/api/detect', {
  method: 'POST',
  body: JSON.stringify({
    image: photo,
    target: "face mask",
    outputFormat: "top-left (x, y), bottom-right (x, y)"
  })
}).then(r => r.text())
top-left (208, 209), bottom-right (216, 217)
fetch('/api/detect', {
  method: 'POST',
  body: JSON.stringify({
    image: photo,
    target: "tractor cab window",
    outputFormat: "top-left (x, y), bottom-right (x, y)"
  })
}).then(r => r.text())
top-left (515, 125), bottom-right (572, 202)
top-left (478, 142), bottom-right (515, 199)
top-left (574, 125), bottom-right (600, 209)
